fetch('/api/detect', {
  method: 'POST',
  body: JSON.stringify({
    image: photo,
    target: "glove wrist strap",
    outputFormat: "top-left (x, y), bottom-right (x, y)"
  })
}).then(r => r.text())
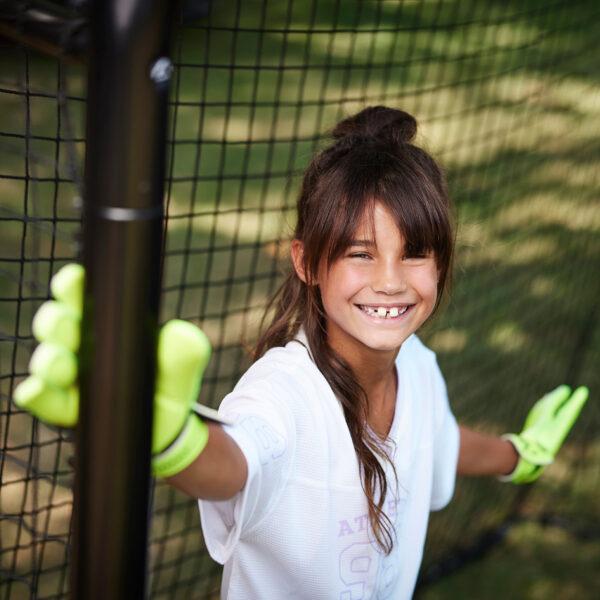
top-left (498, 434), bottom-right (545, 484)
top-left (152, 414), bottom-right (209, 479)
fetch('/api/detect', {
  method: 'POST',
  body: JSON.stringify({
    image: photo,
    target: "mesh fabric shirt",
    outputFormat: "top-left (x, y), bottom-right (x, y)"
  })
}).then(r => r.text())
top-left (199, 332), bottom-right (460, 599)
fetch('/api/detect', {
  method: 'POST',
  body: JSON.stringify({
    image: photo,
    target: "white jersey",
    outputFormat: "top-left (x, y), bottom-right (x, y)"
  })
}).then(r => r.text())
top-left (199, 332), bottom-right (459, 599)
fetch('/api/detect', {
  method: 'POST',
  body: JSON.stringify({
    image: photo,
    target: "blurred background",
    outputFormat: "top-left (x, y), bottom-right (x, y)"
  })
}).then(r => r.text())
top-left (1, 0), bottom-right (599, 598)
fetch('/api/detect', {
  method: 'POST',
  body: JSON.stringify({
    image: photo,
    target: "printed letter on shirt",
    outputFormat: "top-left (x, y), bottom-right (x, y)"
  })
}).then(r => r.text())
top-left (239, 415), bottom-right (286, 465)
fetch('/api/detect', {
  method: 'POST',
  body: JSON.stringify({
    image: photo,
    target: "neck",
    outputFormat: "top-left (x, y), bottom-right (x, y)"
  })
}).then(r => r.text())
top-left (349, 350), bottom-right (397, 398)
top-left (326, 325), bottom-right (398, 407)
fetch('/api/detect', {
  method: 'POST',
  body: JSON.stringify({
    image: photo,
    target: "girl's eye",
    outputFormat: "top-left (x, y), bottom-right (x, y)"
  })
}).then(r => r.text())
top-left (403, 252), bottom-right (432, 261)
top-left (349, 252), bottom-right (371, 260)
top-left (404, 255), bottom-right (425, 260)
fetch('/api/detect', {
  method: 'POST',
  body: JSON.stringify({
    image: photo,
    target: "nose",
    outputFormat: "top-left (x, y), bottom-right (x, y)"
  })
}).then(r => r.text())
top-left (371, 260), bottom-right (407, 295)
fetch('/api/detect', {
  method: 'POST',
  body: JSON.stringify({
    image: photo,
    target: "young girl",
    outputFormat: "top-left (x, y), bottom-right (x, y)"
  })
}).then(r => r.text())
top-left (167, 106), bottom-right (569, 597)
top-left (15, 106), bottom-right (587, 599)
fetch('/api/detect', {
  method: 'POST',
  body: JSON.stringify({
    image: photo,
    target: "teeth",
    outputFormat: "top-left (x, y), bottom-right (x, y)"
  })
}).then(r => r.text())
top-left (360, 305), bottom-right (410, 318)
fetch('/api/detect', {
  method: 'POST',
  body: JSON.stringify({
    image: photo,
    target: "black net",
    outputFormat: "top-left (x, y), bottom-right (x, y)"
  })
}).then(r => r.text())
top-left (1, 1), bottom-right (599, 598)
top-left (0, 30), bottom-right (85, 598)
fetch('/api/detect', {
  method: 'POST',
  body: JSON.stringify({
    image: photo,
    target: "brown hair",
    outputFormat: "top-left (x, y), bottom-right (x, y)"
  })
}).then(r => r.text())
top-left (254, 106), bottom-right (454, 553)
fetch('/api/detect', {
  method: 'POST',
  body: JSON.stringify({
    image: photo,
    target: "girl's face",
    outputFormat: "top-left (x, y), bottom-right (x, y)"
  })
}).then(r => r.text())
top-left (316, 202), bottom-right (439, 356)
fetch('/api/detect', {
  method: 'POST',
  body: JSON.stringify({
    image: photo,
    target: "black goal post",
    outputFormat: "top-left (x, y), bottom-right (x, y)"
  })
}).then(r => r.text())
top-left (76, 0), bottom-right (179, 597)
top-left (2, 0), bottom-right (180, 597)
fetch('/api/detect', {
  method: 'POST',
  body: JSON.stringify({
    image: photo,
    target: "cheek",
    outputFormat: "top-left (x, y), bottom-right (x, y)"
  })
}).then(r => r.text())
top-left (340, 269), bottom-right (366, 297)
top-left (414, 267), bottom-right (439, 305)
top-left (323, 266), bottom-right (363, 299)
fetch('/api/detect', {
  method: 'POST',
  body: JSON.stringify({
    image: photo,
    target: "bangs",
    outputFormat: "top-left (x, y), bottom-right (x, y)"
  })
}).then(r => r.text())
top-left (299, 138), bottom-right (454, 305)
top-left (322, 149), bottom-right (451, 267)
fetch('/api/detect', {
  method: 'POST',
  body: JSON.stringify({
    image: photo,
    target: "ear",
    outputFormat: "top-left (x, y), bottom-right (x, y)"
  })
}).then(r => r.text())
top-left (290, 239), bottom-right (309, 283)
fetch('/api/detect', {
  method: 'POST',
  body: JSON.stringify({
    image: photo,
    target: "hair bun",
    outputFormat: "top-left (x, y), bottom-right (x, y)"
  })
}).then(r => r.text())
top-left (332, 106), bottom-right (417, 145)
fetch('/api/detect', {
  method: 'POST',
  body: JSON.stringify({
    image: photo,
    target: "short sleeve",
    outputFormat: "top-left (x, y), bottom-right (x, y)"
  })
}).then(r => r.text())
top-left (198, 383), bottom-right (295, 564)
top-left (429, 359), bottom-right (460, 511)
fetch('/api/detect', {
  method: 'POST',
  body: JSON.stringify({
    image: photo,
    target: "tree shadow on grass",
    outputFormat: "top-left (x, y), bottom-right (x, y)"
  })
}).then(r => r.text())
top-left (1, 1), bottom-right (599, 596)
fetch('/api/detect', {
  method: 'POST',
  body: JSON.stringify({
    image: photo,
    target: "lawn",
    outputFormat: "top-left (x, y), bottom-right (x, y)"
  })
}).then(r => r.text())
top-left (1, 1), bottom-right (598, 597)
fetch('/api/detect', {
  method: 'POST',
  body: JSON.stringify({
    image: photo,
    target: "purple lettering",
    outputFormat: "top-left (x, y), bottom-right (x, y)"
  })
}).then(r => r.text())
top-left (354, 514), bottom-right (369, 532)
top-left (338, 519), bottom-right (354, 537)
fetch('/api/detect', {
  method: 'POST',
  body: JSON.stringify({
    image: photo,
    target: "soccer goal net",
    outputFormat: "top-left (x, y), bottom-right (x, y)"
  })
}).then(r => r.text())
top-left (1, 1), bottom-right (599, 597)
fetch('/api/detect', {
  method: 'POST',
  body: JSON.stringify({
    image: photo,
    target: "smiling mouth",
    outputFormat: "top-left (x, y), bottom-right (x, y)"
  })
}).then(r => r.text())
top-left (356, 304), bottom-right (414, 319)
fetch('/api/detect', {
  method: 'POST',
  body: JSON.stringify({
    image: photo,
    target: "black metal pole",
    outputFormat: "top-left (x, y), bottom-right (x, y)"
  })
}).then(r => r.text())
top-left (75, 1), bottom-right (176, 597)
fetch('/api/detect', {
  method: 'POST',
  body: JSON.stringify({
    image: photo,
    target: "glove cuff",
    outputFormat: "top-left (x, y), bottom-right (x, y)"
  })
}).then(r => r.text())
top-left (152, 414), bottom-right (209, 479)
top-left (497, 434), bottom-right (545, 484)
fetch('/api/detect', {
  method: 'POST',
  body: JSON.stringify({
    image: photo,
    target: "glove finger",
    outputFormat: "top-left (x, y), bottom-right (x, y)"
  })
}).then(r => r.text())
top-left (13, 376), bottom-right (79, 427)
top-left (29, 343), bottom-right (78, 388)
top-left (537, 386), bottom-right (590, 456)
top-left (523, 385), bottom-right (571, 430)
top-left (32, 301), bottom-right (80, 352)
top-left (50, 264), bottom-right (84, 317)
top-left (553, 386), bottom-right (589, 439)
top-left (153, 320), bottom-right (212, 453)
top-left (156, 320), bottom-right (211, 400)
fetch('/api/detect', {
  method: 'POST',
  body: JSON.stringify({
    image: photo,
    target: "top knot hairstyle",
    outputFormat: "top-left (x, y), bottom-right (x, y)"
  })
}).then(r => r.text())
top-left (255, 106), bottom-right (454, 554)
top-left (332, 105), bottom-right (417, 145)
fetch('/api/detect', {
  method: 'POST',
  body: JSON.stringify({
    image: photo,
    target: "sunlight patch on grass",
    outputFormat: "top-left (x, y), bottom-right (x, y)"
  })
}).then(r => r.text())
top-left (0, 462), bottom-right (72, 573)
top-left (549, 79), bottom-right (600, 115)
top-left (453, 221), bottom-right (489, 258)
top-left (197, 304), bottom-right (266, 348)
top-left (459, 235), bottom-right (560, 268)
top-left (496, 195), bottom-right (600, 233)
top-left (430, 328), bottom-right (468, 353)
top-left (308, 30), bottom-right (395, 62)
top-left (166, 206), bottom-right (295, 245)
top-left (528, 275), bottom-right (556, 298)
top-left (263, 238), bottom-right (291, 259)
top-left (488, 321), bottom-right (528, 353)
top-left (530, 159), bottom-right (600, 188)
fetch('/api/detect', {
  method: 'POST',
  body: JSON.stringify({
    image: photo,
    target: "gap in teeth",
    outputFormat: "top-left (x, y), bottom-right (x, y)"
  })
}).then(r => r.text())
top-left (361, 305), bottom-right (409, 318)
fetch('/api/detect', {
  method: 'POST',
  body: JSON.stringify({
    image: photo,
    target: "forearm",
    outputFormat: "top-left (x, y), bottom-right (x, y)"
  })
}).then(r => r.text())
top-left (457, 425), bottom-right (518, 477)
top-left (166, 422), bottom-right (248, 500)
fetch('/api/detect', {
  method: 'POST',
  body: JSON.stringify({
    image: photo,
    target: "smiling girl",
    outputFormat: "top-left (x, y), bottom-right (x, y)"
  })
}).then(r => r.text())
top-left (174, 107), bottom-right (532, 596)
top-left (15, 106), bottom-right (588, 599)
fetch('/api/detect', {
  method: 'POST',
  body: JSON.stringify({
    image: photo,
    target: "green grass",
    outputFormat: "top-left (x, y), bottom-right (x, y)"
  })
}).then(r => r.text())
top-left (418, 520), bottom-right (600, 600)
top-left (1, 0), bottom-right (599, 597)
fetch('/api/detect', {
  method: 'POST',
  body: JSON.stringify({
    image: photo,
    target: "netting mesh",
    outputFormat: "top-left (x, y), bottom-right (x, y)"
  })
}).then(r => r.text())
top-left (1, 1), bottom-right (599, 597)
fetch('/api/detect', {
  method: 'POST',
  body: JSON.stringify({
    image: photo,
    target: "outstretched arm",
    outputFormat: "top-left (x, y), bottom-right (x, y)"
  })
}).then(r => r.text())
top-left (166, 423), bottom-right (247, 500)
top-left (457, 426), bottom-right (517, 477)
top-left (13, 264), bottom-right (248, 501)
top-left (457, 386), bottom-right (588, 482)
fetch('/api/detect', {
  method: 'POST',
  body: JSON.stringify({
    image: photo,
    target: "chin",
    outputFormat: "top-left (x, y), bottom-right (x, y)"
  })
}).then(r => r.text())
top-left (356, 332), bottom-right (407, 353)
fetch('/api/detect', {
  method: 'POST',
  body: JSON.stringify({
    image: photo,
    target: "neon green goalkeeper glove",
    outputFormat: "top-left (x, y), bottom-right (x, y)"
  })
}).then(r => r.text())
top-left (13, 263), bottom-right (219, 478)
top-left (499, 385), bottom-right (589, 484)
